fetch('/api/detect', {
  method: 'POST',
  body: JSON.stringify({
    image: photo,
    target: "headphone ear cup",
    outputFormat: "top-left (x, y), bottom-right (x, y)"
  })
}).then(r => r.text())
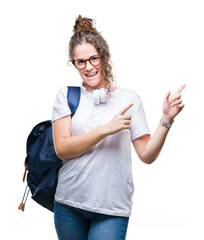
top-left (100, 88), bottom-right (108, 103)
top-left (93, 89), bottom-right (100, 104)
top-left (92, 88), bottom-right (108, 104)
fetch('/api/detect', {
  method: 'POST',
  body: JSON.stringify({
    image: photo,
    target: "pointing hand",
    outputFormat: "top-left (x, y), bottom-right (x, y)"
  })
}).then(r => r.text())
top-left (162, 84), bottom-right (186, 122)
top-left (106, 104), bottom-right (133, 135)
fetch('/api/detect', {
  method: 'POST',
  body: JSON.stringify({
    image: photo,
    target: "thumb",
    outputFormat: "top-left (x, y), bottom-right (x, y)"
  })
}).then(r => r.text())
top-left (164, 91), bottom-right (171, 103)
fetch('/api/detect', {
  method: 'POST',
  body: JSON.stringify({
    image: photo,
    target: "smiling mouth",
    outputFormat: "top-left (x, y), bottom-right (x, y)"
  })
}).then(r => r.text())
top-left (85, 71), bottom-right (98, 77)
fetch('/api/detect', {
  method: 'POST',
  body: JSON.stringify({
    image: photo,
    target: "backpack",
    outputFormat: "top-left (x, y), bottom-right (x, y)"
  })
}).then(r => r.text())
top-left (18, 86), bottom-right (81, 212)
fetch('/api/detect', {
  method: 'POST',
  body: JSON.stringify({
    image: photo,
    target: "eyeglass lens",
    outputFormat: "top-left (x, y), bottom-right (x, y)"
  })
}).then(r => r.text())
top-left (75, 56), bottom-right (100, 69)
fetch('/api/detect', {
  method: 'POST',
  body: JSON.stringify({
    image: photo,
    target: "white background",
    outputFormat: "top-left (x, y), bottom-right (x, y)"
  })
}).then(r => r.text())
top-left (1, 0), bottom-right (203, 239)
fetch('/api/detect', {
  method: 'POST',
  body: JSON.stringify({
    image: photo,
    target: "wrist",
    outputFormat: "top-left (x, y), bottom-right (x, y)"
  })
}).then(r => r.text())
top-left (100, 124), bottom-right (110, 137)
top-left (160, 118), bottom-right (174, 129)
top-left (161, 114), bottom-right (174, 123)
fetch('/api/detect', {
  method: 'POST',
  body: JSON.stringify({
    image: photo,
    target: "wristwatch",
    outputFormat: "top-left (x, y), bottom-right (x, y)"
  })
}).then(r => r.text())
top-left (160, 119), bottom-right (174, 129)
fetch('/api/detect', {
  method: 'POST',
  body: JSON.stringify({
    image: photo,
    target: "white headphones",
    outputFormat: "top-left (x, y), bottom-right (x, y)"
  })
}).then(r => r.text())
top-left (81, 82), bottom-right (115, 105)
top-left (92, 88), bottom-right (108, 104)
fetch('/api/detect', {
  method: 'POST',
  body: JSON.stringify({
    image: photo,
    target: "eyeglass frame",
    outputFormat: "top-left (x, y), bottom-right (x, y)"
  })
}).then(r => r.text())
top-left (72, 54), bottom-right (101, 70)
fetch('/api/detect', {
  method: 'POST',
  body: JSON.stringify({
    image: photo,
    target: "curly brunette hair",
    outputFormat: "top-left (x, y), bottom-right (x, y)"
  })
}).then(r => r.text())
top-left (68, 15), bottom-right (115, 92)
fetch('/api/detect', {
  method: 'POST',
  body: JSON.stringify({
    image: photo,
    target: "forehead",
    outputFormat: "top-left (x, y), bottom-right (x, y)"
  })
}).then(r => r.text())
top-left (74, 42), bottom-right (98, 59)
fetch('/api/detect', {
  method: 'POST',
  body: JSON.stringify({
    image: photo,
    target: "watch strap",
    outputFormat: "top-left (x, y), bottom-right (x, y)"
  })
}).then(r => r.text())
top-left (160, 119), bottom-right (174, 129)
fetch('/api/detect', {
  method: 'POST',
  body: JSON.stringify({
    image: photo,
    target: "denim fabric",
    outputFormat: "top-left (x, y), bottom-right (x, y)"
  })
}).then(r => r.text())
top-left (54, 201), bottom-right (129, 240)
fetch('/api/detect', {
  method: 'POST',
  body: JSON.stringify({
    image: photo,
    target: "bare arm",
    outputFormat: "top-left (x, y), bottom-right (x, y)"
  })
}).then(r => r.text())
top-left (132, 122), bottom-right (169, 164)
top-left (53, 104), bottom-right (133, 160)
top-left (132, 84), bottom-right (186, 164)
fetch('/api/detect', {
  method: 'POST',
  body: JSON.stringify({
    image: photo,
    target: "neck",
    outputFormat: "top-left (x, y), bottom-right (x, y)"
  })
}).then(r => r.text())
top-left (82, 81), bottom-right (117, 93)
top-left (82, 82), bottom-right (106, 92)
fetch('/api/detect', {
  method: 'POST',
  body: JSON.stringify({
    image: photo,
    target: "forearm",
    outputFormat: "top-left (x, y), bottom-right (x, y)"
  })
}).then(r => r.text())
top-left (142, 115), bottom-right (172, 164)
top-left (55, 125), bottom-right (108, 160)
top-left (142, 124), bottom-right (169, 164)
top-left (54, 104), bottom-right (133, 161)
top-left (137, 84), bottom-right (185, 164)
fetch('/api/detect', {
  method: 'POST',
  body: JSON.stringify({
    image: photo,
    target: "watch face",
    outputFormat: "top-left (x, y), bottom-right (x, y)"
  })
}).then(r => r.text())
top-left (160, 120), bottom-right (172, 128)
top-left (165, 122), bottom-right (171, 128)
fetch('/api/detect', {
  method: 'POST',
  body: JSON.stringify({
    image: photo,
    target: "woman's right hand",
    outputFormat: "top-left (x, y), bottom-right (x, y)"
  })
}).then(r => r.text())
top-left (53, 103), bottom-right (133, 160)
top-left (104, 104), bottom-right (133, 135)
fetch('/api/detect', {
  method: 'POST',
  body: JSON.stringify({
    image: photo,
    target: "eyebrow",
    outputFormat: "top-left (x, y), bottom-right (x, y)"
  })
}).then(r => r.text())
top-left (75, 54), bottom-right (99, 61)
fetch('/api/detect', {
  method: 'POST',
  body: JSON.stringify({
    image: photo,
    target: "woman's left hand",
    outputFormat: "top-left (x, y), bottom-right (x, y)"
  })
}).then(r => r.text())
top-left (162, 84), bottom-right (186, 122)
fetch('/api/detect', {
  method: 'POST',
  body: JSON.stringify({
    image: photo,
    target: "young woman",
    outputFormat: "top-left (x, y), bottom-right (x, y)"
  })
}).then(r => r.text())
top-left (52, 15), bottom-right (185, 240)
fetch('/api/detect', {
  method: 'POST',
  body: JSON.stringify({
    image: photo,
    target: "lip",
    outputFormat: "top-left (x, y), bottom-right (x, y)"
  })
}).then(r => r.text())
top-left (85, 71), bottom-right (98, 78)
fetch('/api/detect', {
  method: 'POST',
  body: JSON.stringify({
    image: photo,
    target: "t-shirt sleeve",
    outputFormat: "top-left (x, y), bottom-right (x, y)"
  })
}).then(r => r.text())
top-left (52, 87), bottom-right (71, 122)
top-left (130, 93), bottom-right (150, 141)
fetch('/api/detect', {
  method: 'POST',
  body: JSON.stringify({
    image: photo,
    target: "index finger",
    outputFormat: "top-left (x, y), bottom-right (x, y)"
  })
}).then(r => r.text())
top-left (176, 84), bottom-right (186, 94)
top-left (120, 104), bottom-right (133, 115)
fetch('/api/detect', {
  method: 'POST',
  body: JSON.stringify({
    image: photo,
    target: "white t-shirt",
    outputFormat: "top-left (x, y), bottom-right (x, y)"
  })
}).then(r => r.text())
top-left (52, 86), bottom-right (150, 217)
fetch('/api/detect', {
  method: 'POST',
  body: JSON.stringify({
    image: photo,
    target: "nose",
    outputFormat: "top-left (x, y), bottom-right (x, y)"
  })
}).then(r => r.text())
top-left (85, 60), bottom-right (93, 71)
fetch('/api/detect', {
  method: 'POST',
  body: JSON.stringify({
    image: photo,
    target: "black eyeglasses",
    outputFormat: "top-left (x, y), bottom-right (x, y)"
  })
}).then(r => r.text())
top-left (72, 55), bottom-right (101, 70)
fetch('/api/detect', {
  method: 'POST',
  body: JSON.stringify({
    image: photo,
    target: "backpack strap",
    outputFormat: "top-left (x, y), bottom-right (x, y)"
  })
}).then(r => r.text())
top-left (67, 86), bottom-right (81, 118)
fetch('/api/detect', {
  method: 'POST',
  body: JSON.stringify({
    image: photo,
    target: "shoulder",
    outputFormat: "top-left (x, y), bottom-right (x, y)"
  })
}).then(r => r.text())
top-left (117, 87), bottom-right (141, 101)
top-left (53, 86), bottom-right (69, 103)
top-left (52, 86), bottom-right (71, 122)
top-left (56, 86), bottom-right (68, 97)
top-left (52, 86), bottom-right (68, 107)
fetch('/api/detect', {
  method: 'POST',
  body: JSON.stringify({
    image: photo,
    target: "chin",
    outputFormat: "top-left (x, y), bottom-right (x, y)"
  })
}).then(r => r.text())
top-left (83, 77), bottom-right (104, 90)
top-left (84, 81), bottom-right (102, 90)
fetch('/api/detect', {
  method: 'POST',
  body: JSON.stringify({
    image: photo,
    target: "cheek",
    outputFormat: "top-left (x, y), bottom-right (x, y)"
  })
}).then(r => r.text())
top-left (78, 70), bottom-right (84, 77)
top-left (77, 70), bottom-right (86, 81)
top-left (97, 64), bottom-right (103, 74)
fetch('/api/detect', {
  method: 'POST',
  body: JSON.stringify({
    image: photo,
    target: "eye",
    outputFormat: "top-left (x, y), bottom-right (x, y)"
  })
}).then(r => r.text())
top-left (76, 59), bottom-right (85, 65)
top-left (91, 56), bottom-right (99, 61)
top-left (90, 56), bottom-right (100, 65)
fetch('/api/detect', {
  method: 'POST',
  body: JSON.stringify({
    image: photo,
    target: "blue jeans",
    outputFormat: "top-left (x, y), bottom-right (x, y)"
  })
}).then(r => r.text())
top-left (54, 201), bottom-right (129, 240)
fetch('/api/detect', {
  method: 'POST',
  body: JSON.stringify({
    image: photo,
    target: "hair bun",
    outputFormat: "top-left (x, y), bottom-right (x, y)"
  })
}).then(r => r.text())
top-left (73, 15), bottom-right (97, 34)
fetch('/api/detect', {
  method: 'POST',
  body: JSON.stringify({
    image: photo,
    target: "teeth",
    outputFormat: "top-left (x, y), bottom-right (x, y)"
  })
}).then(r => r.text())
top-left (86, 72), bottom-right (97, 77)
